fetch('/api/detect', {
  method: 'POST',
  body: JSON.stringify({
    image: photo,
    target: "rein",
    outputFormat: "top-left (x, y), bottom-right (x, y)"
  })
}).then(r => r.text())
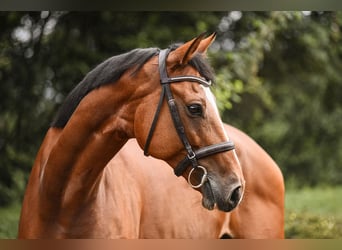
top-left (143, 49), bottom-right (235, 188)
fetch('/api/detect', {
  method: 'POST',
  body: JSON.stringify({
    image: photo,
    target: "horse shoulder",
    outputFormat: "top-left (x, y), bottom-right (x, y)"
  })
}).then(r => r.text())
top-left (102, 141), bottom-right (146, 238)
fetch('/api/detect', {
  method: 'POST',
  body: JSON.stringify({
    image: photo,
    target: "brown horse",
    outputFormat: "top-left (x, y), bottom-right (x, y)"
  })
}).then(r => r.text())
top-left (18, 33), bottom-right (246, 238)
top-left (104, 123), bottom-right (284, 238)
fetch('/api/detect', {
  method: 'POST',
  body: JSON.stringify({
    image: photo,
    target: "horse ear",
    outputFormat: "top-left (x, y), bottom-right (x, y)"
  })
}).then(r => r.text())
top-left (168, 32), bottom-right (207, 65)
top-left (197, 32), bottom-right (216, 54)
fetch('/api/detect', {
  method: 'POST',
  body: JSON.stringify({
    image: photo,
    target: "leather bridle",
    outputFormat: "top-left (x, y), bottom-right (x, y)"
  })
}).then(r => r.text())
top-left (143, 48), bottom-right (235, 188)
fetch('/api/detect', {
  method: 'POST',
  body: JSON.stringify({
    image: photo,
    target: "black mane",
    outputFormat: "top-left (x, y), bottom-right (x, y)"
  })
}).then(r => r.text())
top-left (51, 45), bottom-right (215, 128)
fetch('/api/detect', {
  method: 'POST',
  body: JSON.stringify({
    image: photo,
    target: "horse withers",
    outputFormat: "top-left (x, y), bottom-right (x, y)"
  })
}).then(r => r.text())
top-left (18, 33), bottom-right (246, 238)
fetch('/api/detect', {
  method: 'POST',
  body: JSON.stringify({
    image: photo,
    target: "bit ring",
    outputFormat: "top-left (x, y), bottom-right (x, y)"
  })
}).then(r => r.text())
top-left (188, 165), bottom-right (208, 189)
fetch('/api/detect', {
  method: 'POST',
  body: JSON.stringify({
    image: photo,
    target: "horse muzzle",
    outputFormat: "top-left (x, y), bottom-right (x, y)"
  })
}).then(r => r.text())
top-left (201, 178), bottom-right (244, 212)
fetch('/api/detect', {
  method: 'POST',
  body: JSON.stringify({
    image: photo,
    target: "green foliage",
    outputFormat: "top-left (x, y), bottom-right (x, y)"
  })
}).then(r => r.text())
top-left (220, 11), bottom-right (342, 187)
top-left (286, 212), bottom-right (342, 239)
top-left (285, 186), bottom-right (342, 238)
top-left (0, 202), bottom-right (20, 239)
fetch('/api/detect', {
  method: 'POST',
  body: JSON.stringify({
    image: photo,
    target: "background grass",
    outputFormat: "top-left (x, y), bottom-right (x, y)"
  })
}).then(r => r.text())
top-left (285, 185), bottom-right (342, 238)
top-left (1, 186), bottom-right (341, 238)
top-left (0, 202), bottom-right (20, 239)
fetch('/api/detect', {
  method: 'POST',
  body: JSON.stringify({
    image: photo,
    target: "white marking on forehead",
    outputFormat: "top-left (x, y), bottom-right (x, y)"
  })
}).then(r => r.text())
top-left (200, 85), bottom-right (241, 166)
top-left (201, 85), bottom-right (229, 141)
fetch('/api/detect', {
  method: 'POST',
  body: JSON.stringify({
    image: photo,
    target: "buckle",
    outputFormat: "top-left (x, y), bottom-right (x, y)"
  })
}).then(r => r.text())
top-left (187, 151), bottom-right (196, 160)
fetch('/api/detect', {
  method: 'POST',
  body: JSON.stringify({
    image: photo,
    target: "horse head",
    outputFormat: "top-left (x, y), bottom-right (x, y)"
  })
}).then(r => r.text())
top-left (134, 33), bottom-right (245, 212)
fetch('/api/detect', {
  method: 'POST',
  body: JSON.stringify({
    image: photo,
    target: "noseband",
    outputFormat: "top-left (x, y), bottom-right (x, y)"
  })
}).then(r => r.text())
top-left (143, 49), bottom-right (235, 188)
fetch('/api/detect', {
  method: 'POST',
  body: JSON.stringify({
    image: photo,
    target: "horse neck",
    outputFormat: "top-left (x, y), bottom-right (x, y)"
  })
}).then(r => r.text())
top-left (38, 78), bottom-right (143, 222)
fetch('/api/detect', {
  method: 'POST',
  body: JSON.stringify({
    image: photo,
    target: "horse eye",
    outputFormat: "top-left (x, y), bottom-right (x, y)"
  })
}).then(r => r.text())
top-left (187, 104), bottom-right (203, 117)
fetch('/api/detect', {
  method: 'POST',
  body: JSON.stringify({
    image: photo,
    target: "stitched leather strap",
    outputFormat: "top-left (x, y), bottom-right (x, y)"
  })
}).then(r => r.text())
top-left (174, 141), bottom-right (235, 176)
top-left (143, 85), bottom-right (165, 156)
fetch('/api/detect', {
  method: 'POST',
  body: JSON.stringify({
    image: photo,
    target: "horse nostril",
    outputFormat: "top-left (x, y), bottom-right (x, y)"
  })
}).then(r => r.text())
top-left (216, 184), bottom-right (243, 212)
top-left (228, 185), bottom-right (242, 208)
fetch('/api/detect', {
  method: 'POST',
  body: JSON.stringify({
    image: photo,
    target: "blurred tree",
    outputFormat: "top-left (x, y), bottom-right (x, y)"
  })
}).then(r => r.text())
top-left (217, 11), bottom-right (342, 186)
